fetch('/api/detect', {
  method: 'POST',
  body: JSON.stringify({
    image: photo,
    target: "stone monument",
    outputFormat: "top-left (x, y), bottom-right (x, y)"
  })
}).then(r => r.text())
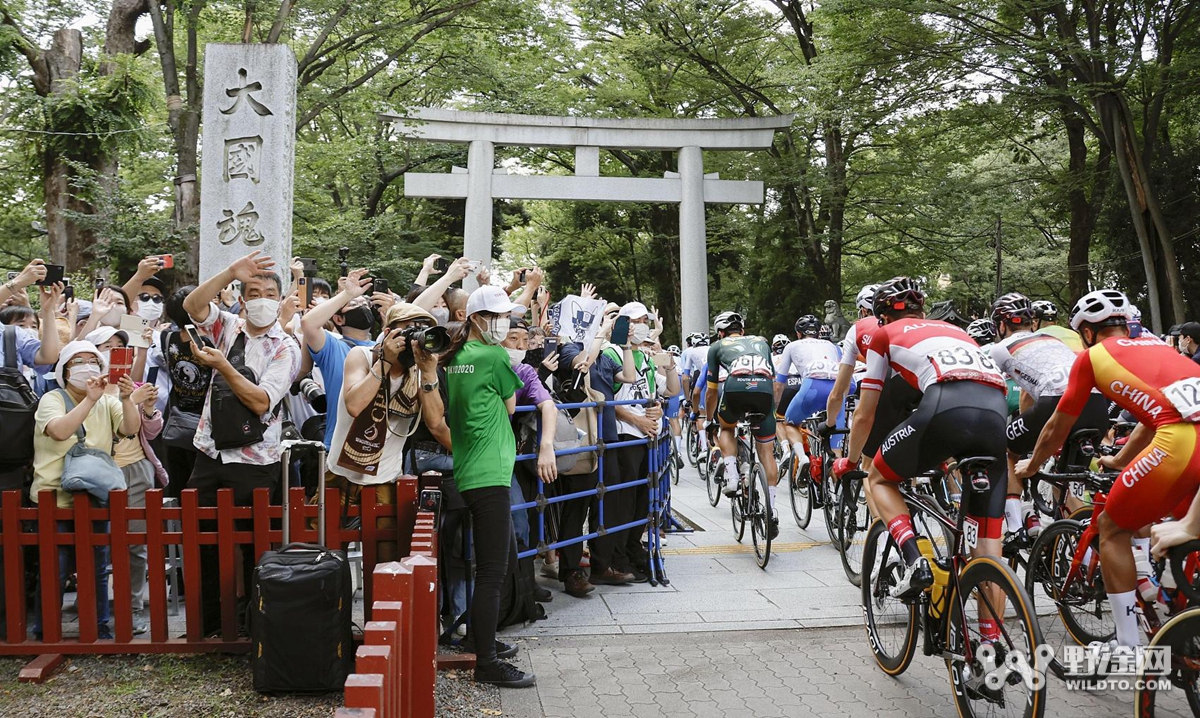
top-left (199, 44), bottom-right (296, 281)
top-left (824, 299), bottom-right (851, 343)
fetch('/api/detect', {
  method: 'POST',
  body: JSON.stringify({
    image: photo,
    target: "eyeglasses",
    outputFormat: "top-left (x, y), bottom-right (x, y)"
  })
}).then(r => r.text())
top-left (66, 358), bottom-right (101, 368)
top-left (138, 293), bottom-right (164, 304)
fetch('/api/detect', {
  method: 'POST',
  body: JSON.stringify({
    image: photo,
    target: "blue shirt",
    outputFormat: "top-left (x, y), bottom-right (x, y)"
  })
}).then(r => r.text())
top-left (310, 330), bottom-right (374, 448)
top-left (0, 325), bottom-right (42, 372)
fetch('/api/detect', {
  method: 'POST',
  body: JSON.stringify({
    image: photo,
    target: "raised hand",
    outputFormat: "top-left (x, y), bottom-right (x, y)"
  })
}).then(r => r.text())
top-left (423, 254), bottom-right (443, 276)
top-left (580, 283), bottom-right (596, 301)
top-left (344, 268), bottom-right (372, 299)
top-left (85, 376), bottom-right (107, 403)
top-left (227, 251), bottom-right (276, 284)
top-left (14, 259), bottom-right (47, 289)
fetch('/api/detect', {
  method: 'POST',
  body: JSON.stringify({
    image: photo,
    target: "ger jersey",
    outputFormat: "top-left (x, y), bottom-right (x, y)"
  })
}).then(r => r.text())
top-left (840, 316), bottom-right (878, 367)
top-left (776, 338), bottom-right (840, 383)
top-left (989, 331), bottom-right (1077, 401)
top-left (1058, 335), bottom-right (1200, 428)
top-left (706, 335), bottom-right (774, 393)
top-left (862, 318), bottom-right (1006, 393)
top-left (1037, 324), bottom-right (1085, 354)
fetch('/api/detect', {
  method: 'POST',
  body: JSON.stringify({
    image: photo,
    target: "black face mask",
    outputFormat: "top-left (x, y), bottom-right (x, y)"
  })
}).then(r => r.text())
top-left (341, 305), bottom-right (374, 331)
top-left (524, 348), bottom-right (545, 367)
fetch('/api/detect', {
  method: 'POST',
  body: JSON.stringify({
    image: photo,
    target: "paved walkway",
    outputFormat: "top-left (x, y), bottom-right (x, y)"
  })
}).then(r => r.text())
top-left (495, 461), bottom-right (1192, 717)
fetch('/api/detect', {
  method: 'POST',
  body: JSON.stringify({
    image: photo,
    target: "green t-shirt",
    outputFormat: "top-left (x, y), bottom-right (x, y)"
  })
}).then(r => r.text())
top-left (447, 341), bottom-right (524, 492)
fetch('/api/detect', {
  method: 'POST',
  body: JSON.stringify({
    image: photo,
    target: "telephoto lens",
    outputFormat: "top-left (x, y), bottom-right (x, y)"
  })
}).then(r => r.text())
top-left (298, 375), bottom-right (327, 414)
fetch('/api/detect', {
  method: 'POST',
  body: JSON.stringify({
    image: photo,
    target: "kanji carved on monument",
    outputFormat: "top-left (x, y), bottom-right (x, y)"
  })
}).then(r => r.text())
top-left (220, 68), bottom-right (273, 116)
top-left (216, 202), bottom-right (264, 246)
top-left (224, 136), bottom-right (262, 183)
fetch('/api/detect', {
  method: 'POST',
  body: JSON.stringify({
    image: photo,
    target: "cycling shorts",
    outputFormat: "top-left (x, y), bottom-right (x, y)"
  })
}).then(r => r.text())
top-left (1107, 422), bottom-right (1200, 532)
top-left (717, 377), bottom-right (776, 442)
top-left (864, 374), bottom-right (922, 458)
top-left (1006, 393), bottom-right (1109, 457)
top-left (666, 395), bottom-right (681, 419)
top-left (783, 377), bottom-right (848, 450)
top-left (874, 381), bottom-right (1009, 534)
top-left (776, 375), bottom-right (803, 417)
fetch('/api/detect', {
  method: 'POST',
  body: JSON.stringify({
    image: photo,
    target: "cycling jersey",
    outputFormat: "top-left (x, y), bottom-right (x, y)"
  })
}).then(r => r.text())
top-left (861, 318), bottom-right (1006, 393)
top-left (989, 331), bottom-right (1076, 401)
top-left (680, 345), bottom-right (708, 381)
top-left (775, 338), bottom-right (840, 384)
top-left (707, 335), bottom-right (776, 441)
top-left (1056, 334), bottom-right (1200, 531)
top-left (1037, 324), bottom-right (1085, 353)
top-left (839, 316), bottom-right (878, 367)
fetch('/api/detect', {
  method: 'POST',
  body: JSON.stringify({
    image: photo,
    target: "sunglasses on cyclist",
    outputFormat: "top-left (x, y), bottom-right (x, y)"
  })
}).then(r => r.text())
top-left (138, 293), bottom-right (164, 304)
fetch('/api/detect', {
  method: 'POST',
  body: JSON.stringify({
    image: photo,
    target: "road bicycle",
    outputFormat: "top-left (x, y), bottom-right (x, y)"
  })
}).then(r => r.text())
top-left (863, 455), bottom-right (1046, 718)
top-left (684, 404), bottom-right (704, 469)
top-left (723, 414), bottom-right (773, 569)
top-left (1134, 549), bottom-right (1200, 718)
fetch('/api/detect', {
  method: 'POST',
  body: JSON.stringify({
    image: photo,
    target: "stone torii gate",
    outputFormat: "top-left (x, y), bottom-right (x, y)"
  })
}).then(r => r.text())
top-left (384, 108), bottom-right (792, 336)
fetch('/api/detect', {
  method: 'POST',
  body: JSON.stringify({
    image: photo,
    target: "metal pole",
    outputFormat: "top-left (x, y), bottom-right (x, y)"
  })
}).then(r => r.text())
top-left (994, 213), bottom-right (1003, 300)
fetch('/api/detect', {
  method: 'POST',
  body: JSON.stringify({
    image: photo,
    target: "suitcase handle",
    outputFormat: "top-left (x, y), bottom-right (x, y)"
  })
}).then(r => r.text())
top-left (281, 441), bottom-right (328, 547)
top-left (277, 542), bottom-right (331, 553)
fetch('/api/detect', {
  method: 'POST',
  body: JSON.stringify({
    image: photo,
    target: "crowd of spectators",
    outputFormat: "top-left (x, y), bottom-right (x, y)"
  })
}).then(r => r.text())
top-left (0, 251), bottom-right (685, 688)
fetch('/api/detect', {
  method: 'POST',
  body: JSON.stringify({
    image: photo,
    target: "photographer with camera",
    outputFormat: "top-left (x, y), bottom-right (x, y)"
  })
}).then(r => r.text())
top-left (329, 303), bottom-right (449, 561)
top-left (300, 267), bottom-right (377, 449)
top-left (182, 251), bottom-right (302, 637)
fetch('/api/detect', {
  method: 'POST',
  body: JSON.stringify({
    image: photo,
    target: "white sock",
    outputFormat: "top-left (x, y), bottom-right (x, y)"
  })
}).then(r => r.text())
top-left (1108, 589), bottom-right (1143, 647)
top-left (673, 435), bottom-right (682, 454)
top-left (792, 442), bottom-right (809, 467)
top-left (723, 455), bottom-right (737, 478)
top-left (699, 432), bottom-right (708, 451)
top-left (1004, 497), bottom-right (1024, 533)
top-left (768, 484), bottom-right (778, 504)
top-left (1133, 537), bottom-right (1153, 581)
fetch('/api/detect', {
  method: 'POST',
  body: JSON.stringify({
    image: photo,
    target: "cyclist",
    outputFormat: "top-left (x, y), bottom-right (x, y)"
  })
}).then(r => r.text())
top-left (837, 277), bottom-right (1009, 600)
top-left (966, 318), bottom-right (997, 346)
top-left (777, 315), bottom-right (842, 472)
top-left (771, 334), bottom-right (789, 358)
top-left (1032, 299), bottom-right (1085, 353)
top-left (680, 333), bottom-right (710, 452)
top-left (704, 311), bottom-right (780, 538)
top-left (989, 292), bottom-right (1109, 547)
top-left (1014, 289), bottom-right (1200, 648)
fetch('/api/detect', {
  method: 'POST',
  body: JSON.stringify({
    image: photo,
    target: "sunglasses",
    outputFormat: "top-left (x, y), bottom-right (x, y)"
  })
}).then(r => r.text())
top-left (138, 293), bottom-right (164, 304)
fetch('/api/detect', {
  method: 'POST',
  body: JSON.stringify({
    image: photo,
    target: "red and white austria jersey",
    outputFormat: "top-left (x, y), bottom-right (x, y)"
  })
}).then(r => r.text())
top-left (861, 318), bottom-right (1006, 393)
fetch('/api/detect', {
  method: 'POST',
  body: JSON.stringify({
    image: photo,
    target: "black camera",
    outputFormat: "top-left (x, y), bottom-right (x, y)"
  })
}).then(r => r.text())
top-left (298, 375), bottom-right (327, 413)
top-left (393, 325), bottom-right (451, 367)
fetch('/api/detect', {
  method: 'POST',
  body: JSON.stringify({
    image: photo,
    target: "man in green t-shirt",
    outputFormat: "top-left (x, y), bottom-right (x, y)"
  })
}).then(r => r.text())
top-left (704, 311), bottom-right (780, 539)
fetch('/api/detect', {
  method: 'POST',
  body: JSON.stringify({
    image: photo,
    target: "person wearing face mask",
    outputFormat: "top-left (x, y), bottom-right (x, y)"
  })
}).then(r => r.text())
top-left (1178, 323), bottom-right (1200, 366)
top-left (300, 267), bottom-right (378, 449)
top-left (30, 340), bottom-right (144, 640)
top-left (412, 258), bottom-right (474, 320)
top-left (444, 285), bottom-right (536, 689)
top-left (181, 251), bottom-right (302, 637)
top-left (134, 276), bottom-right (168, 325)
top-left (76, 286), bottom-right (132, 340)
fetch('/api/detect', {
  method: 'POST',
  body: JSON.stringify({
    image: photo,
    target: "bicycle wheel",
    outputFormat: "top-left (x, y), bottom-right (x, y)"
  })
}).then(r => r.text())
top-left (686, 424), bottom-right (700, 468)
top-left (706, 449), bottom-right (722, 507)
top-left (837, 475), bottom-right (868, 587)
top-left (1024, 519), bottom-right (1112, 678)
top-left (731, 486), bottom-right (746, 542)
top-left (1136, 607), bottom-right (1200, 718)
top-left (669, 442), bottom-right (680, 486)
top-left (822, 462), bottom-right (839, 544)
top-left (749, 464), bottom-right (772, 569)
top-left (790, 460), bottom-right (813, 529)
top-left (861, 519), bottom-right (919, 675)
top-left (946, 556), bottom-right (1046, 718)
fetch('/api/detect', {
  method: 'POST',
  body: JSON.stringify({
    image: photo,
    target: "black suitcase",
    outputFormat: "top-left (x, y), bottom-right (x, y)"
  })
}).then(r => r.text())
top-left (251, 441), bottom-right (353, 693)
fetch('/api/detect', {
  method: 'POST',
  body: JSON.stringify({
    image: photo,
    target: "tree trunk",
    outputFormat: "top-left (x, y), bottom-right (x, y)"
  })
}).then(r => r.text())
top-left (41, 29), bottom-right (84, 268)
top-left (1063, 114), bottom-right (1094, 305)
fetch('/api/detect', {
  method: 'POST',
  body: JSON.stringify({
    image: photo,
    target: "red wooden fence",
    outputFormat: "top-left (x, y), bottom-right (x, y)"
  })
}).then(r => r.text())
top-left (0, 478), bottom-right (419, 654)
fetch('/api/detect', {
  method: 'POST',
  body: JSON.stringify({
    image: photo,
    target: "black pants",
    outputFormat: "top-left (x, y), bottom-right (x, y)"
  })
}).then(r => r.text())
top-left (189, 452), bottom-right (280, 636)
top-left (462, 485), bottom-right (517, 665)
top-left (550, 472), bottom-right (594, 578)
top-left (612, 438), bottom-right (649, 573)
top-left (588, 449), bottom-right (624, 576)
top-left (164, 445), bottom-right (198, 502)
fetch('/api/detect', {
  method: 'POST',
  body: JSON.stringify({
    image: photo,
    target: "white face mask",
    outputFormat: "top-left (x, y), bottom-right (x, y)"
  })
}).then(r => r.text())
top-left (431, 307), bottom-right (450, 326)
top-left (505, 348), bottom-right (526, 366)
top-left (244, 298), bottom-right (280, 328)
top-left (629, 322), bottom-right (650, 345)
top-left (311, 296), bottom-right (327, 306)
top-left (477, 315), bottom-right (510, 345)
top-left (136, 301), bottom-right (163, 322)
top-left (68, 363), bottom-right (100, 389)
top-left (101, 306), bottom-right (125, 327)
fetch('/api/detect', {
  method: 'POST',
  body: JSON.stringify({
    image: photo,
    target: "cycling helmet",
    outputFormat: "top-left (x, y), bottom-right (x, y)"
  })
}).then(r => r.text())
top-left (872, 277), bottom-right (925, 320)
top-left (685, 332), bottom-right (702, 348)
top-left (856, 284), bottom-right (881, 313)
top-left (967, 318), bottom-right (997, 344)
top-left (667, 344), bottom-right (681, 355)
top-left (695, 333), bottom-right (710, 346)
top-left (713, 311), bottom-right (744, 333)
top-left (1069, 289), bottom-right (1131, 331)
top-left (771, 334), bottom-right (789, 352)
top-left (1032, 300), bottom-right (1058, 323)
top-left (818, 325), bottom-right (832, 341)
top-left (991, 292), bottom-right (1034, 327)
top-left (794, 314), bottom-right (821, 336)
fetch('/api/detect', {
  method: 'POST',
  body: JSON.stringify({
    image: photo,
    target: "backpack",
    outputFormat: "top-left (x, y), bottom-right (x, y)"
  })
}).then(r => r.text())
top-left (516, 406), bottom-right (582, 473)
top-left (0, 325), bottom-right (38, 470)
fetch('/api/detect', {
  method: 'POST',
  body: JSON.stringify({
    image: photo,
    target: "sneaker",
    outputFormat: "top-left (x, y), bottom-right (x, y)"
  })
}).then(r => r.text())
top-left (463, 638), bottom-right (519, 660)
top-left (768, 512), bottom-right (780, 541)
top-left (722, 468), bottom-right (742, 497)
top-left (132, 610), bottom-right (149, 636)
top-left (1002, 528), bottom-right (1030, 559)
top-left (98, 625), bottom-right (114, 640)
top-left (474, 660), bottom-right (536, 688)
top-left (532, 586), bottom-right (552, 603)
top-left (889, 557), bottom-right (934, 599)
top-left (563, 570), bottom-right (595, 598)
top-left (625, 569), bottom-right (649, 584)
top-left (540, 561), bottom-right (560, 581)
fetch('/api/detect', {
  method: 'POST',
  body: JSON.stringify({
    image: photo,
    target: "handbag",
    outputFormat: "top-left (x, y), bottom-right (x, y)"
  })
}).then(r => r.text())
top-left (561, 374), bottom-right (600, 476)
top-left (56, 390), bottom-right (126, 506)
top-left (160, 330), bottom-right (202, 449)
top-left (210, 333), bottom-right (275, 450)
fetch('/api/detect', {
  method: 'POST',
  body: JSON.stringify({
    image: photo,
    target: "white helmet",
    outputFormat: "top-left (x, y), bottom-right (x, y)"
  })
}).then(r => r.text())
top-left (1069, 289), bottom-right (1131, 331)
top-left (771, 334), bottom-right (789, 351)
top-left (856, 284), bottom-right (881, 313)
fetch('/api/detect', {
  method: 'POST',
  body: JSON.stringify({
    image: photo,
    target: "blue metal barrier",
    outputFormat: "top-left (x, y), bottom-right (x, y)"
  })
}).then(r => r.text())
top-left (511, 397), bottom-right (675, 587)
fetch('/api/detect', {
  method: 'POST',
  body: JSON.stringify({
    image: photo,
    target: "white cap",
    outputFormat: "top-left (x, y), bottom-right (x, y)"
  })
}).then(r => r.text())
top-left (84, 326), bottom-right (129, 348)
top-left (619, 301), bottom-right (649, 320)
top-left (465, 285), bottom-right (525, 318)
top-left (55, 340), bottom-right (106, 388)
